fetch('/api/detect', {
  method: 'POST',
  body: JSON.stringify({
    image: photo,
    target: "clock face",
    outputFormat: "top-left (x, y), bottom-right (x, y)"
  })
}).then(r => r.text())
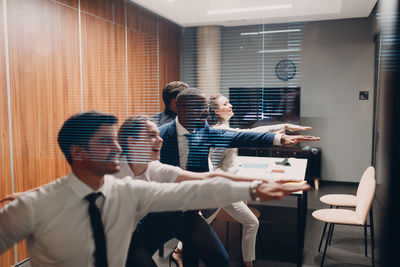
top-left (275, 59), bottom-right (296, 81)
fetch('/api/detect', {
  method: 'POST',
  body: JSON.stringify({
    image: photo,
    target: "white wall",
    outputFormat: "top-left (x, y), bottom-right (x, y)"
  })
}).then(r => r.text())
top-left (300, 18), bottom-right (374, 182)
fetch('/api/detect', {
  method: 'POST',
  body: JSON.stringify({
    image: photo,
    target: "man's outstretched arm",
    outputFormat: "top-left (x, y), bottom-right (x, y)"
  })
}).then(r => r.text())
top-left (133, 177), bottom-right (310, 215)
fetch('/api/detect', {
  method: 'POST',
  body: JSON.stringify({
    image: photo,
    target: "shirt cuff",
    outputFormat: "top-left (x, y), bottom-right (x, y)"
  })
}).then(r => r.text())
top-left (229, 181), bottom-right (252, 201)
top-left (273, 133), bottom-right (283, 145)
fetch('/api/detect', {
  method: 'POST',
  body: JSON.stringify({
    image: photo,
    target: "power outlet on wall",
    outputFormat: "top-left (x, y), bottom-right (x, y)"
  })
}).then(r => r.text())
top-left (359, 91), bottom-right (369, 100)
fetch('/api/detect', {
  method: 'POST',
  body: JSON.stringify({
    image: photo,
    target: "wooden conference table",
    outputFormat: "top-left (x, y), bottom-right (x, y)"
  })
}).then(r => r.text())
top-left (236, 156), bottom-right (308, 267)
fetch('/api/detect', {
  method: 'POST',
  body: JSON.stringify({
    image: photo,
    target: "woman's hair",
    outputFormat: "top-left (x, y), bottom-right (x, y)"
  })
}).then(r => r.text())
top-left (118, 115), bottom-right (153, 155)
top-left (208, 93), bottom-right (226, 126)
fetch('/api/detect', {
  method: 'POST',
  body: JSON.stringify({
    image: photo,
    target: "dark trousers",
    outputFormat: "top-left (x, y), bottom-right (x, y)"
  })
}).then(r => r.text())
top-left (125, 210), bottom-right (229, 267)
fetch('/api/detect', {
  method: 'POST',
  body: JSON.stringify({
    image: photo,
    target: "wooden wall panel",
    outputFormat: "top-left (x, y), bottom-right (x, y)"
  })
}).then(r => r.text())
top-left (126, 2), bottom-right (159, 116)
top-left (158, 18), bottom-right (181, 111)
top-left (0, 0), bottom-right (181, 264)
top-left (7, 0), bottom-right (80, 260)
top-left (126, 2), bottom-right (157, 37)
top-left (81, 0), bottom-right (125, 26)
top-left (81, 13), bottom-right (127, 122)
top-left (0, 0), bottom-right (16, 265)
top-left (158, 41), bottom-right (181, 111)
top-left (0, 0), bottom-right (12, 209)
top-left (158, 17), bottom-right (181, 45)
top-left (54, 0), bottom-right (78, 9)
top-left (126, 3), bottom-right (160, 115)
top-left (126, 29), bottom-right (159, 115)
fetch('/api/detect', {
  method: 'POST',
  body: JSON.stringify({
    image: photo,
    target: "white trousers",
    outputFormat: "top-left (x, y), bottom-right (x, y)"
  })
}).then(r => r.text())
top-left (177, 201), bottom-right (259, 262)
top-left (206, 201), bottom-right (259, 262)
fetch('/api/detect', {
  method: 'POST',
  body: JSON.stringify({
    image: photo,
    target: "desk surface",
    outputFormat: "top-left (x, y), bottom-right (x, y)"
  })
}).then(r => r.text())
top-left (237, 156), bottom-right (308, 266)
top-left (236, 156), bottom-right (308, 194)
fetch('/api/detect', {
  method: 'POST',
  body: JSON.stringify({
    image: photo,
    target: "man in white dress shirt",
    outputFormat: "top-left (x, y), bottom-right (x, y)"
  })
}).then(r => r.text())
top-left (0, 111), bottom-right (310, 267)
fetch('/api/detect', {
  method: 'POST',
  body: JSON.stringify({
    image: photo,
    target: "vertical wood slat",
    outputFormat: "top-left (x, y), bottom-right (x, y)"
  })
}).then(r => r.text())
top-left (0, 0), bottom-right (15, 265)
top-left (0, 0), bottom-right (181, 265)
top-left (7, 0), bottom-right (80, 261)
top-left (81, 0), bottom-right (125, 26)
top-left (126, 2), bottom-right (157, 38)
top-left (126, 29), bottom-right (159, 115)
top-left (54, 0), bottom-right (78, 9)
top-left (81, 13), bottom-right (127, 122)
top-left (126, 2), bottom-right (159, 115)
top-left (158, 18), bottom-right (181, 111)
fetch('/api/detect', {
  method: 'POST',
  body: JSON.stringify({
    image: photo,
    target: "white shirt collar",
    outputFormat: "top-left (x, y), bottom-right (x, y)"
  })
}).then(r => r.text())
top-left (175, 117), bottom-right (192, 135)
top-left (67, 171), bottom-right (111, 200)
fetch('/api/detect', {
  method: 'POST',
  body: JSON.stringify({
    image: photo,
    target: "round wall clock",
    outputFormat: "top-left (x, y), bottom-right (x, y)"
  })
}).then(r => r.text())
top-left (275, 59), bottom-right (296, 81)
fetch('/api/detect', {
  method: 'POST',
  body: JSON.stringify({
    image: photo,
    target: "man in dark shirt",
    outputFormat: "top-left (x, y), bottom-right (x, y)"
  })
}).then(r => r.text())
top-left (152, 81), bottom-right (189, 126)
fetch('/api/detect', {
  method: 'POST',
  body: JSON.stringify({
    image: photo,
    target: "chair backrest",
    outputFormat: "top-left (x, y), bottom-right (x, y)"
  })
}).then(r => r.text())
top-left (355, 166), bottom-right (375, 197)
top-left (355, 166), bottom-right (376, 225)
top-left (12, 258), bottom-right (31, 267)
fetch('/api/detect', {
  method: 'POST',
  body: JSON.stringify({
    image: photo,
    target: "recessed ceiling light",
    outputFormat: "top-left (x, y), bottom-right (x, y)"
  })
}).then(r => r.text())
top-left (259, 48), bottom-right (301, 53)
top-left (241, 32), bottom-right (260, 36)
top-left (259, 29), bottom-right (301, 34)
top-left (207, 4), bottom-right (293, 15)
top-left (240, 29), bottom-right (301, 35)
top-left (241, 29), bottom-right (301, 36)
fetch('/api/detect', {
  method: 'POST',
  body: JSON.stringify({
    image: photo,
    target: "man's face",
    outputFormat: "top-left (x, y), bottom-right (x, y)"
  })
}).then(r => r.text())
top-left (83, 124), bottom-right (122, 176)
top-left (178, 95), bottom-right (210, 130)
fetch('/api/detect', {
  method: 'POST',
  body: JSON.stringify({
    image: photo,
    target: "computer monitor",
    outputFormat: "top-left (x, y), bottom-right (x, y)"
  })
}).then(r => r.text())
top-left (229, 87), bottom-right (300, 129)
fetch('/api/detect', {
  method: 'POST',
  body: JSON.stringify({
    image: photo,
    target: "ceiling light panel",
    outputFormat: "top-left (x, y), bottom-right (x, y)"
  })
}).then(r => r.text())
top-left (129, 0), bottom-right (377, 27)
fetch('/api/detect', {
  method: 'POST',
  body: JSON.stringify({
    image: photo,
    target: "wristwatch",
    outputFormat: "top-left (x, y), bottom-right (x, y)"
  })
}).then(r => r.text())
top-left (249, 180), bottom-right (264, 201)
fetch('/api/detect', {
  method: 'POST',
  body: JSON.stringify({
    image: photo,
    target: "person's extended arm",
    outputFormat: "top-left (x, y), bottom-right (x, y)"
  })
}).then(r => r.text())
top-left (0, 196), bottom-right (35, 253)
top-left (211, 127), bottom-right (319, 150)
top-left (219, 123), bottom-right (312, 133)
top-left (280, 134), bottom-right (320, 146)
top-left (175, 170), bottom-right (295, 184)
top-left (253, 123), bottom-right (312, 133)
top-left (0, 186), bottom-right (41, 204)
top-left (134, 177), bottom-right (310, 214)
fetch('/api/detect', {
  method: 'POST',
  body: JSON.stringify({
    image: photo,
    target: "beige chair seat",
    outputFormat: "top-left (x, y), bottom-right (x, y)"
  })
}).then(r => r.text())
top-left (320, 194), bottom-right (357, 207)
top-left (312, 209), bottom-right (363, 226)
top-left (313, 166), bottom-right (376, 267)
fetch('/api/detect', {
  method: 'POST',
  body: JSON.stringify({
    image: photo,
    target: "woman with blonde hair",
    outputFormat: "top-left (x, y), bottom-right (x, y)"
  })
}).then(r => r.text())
top-left (205, 93), bottom-right (312, 267)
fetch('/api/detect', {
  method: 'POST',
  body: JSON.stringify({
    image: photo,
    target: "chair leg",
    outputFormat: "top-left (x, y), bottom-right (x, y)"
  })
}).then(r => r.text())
top-left (370, 207), bottom-right (375, 267)
top-left (328, 207), bottom-right (338, 245)
top-left (225, 222), bottom-right (230, 252)
top-left (321, 223), bottom-right (333, 267)
top-left (257, 228), bottom-right (265, 258)
top-left (364, 224), bottom-right (368, 256)
top-left (318, 222), bottom-right (328, 252)
top-left (318, 205), bottom-right (332, 252)
top-left (328, 224), bottom-right (335, 246)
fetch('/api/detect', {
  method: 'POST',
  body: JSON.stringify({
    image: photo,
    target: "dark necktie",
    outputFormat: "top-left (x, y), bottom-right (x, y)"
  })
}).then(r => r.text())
top-left (85, 192), bottom-right (108, 267)
top-left (185, 134), bottom-right (218, 219)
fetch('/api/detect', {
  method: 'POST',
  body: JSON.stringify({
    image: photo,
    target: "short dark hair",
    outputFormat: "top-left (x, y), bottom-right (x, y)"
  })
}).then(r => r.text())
top-left (118, 115), bottom-right (153, 156)
top-left (176, 88), bottom-right (206, 109)
top-left (162, 81), bottom-right (189, 108)
top-left (57, 111), bottom-right (118, 165)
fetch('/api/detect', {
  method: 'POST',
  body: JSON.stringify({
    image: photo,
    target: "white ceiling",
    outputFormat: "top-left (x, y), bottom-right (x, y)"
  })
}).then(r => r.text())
top-left (129, 0), bottom-right (377, 27)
